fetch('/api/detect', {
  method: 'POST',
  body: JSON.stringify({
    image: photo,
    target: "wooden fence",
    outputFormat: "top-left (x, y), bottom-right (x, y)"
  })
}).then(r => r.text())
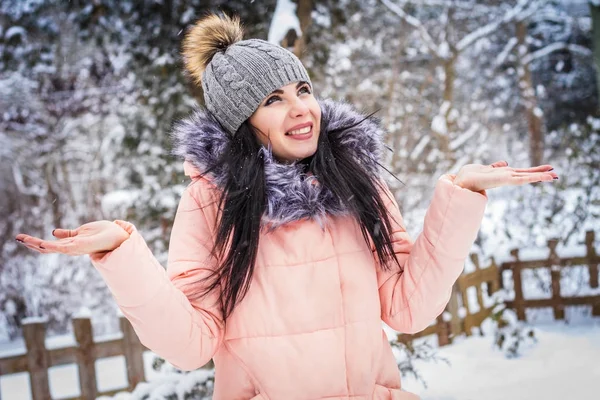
top-left (398, 230), bottom-right (600, 346)
top-left (0, 317), bottom-right (148, 400)
top-left (500, 231), bottom-right (600, 320)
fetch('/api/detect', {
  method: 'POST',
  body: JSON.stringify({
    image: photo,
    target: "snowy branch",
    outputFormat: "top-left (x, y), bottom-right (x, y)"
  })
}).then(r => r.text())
top-left (381, 0), bottom-right (547, 60)
top-left (455, 0), bottom-right (543, 53)
top-left (521, 43), bottom-right (593, 65)
top-left (379, 0), bottom-right (441, 57)
top-left (393, 0), bottom-right (488, 9)
top-left (45, 85), bottom-right (128, 100)
top-left (494, 37), bottom-right (519, 67)
top-left (12, 163), bottom-right (45, 197)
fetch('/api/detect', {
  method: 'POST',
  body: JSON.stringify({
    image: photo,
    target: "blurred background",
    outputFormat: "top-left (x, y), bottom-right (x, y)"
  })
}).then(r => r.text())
top-left (0, 0), bottom-right (599, 399)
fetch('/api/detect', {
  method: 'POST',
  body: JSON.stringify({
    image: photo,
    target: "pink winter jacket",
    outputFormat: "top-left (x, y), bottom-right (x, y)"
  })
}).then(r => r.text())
top-left (90, 161), bottom-right (487, 399)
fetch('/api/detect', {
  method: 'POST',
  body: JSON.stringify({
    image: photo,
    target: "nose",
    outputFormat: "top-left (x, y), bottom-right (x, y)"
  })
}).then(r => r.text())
top-left (289, 96), bottom-right (309, 118)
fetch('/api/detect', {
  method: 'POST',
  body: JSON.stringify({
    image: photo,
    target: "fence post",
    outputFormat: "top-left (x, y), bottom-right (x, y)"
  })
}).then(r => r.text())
top-left (436, 315), bottom-right (451, 347)
top-left (548, 239), bottom-right (565, 320)
top-left (510, 249), bottom-right (526, 320)
top-left (22, 318), bottom-right (51, 400)
top-left (73, 317), bottom-right (98, 399)
top-left (120, 317), bottom-right (145, 390)
top-left (447, 284), bottom-right (462, 340)
top-left (489, 257), bottom-right (500, 294)
top-left (586, 231), bottom-right (598, 289)
top-left (470, 254), bottom-right (486, 312)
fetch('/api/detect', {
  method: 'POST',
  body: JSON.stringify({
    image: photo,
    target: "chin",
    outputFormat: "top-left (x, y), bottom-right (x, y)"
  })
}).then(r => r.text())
top-left (293, 146), bottom-right (319, 161)
top-left (275, 147), bottom-right (318, 163)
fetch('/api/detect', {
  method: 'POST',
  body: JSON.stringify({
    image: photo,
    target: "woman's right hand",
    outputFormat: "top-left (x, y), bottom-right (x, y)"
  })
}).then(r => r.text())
top-left (15, 220), bottom-right (130, 256)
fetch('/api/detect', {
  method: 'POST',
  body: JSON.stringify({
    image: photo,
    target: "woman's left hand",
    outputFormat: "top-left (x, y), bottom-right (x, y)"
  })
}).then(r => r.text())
top-left (453, 160), bottom-right (558, 193)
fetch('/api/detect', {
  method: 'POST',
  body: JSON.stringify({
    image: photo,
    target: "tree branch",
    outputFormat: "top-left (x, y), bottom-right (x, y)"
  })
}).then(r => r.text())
top-left (456, 0), bottom-right (543, 53)
top-left (521, 42), bottom-right (593, 65)
top-left (494, 37), bottom-right (519, 67)
top-left (380, 0), bottom-right (441, 57)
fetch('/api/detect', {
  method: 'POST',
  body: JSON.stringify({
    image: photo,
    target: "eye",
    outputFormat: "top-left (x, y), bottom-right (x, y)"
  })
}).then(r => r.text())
top-left (265, 95), bottom-right (281, 106)
top-left (298, 86), bottom-right (311, 95)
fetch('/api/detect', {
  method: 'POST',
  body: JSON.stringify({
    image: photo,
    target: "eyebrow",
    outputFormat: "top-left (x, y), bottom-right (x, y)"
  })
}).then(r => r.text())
top-left (267, 81), bottom-right (308, 96)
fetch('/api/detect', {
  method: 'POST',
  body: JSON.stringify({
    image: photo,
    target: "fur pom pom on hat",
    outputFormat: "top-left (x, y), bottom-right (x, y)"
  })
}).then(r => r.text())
top-left (181, 14), bottom-right (244, 86)
top-left (181, 13), bottom-right (311, 134)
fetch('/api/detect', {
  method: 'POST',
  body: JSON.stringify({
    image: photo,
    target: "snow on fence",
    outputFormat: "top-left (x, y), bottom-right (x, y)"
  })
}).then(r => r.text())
top-left (398, 230), bottom-right (600, 346)
top-left (1, 317), bottom-right (147, 400)
top-left (396, 251), bottom-right (501, 347)
top-left (500, 231), bottom-right (600, 321)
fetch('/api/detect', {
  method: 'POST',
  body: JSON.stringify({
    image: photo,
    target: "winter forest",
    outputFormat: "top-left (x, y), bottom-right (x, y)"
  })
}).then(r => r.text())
top-left (1, 0), bottom-right (599, 399)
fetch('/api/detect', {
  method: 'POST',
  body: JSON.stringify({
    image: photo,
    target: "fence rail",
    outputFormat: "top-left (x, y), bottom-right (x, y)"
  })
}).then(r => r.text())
top-left (500, 231), bottom-right (600, 320)
top-left (0, 317), bottom-right (147, 400)
top-left (399, 230), bottom-right (600, 346)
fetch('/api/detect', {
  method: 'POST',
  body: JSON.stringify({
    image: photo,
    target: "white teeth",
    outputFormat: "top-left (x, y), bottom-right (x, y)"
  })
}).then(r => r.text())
top-left (287, 126), bottom-right (311, 135)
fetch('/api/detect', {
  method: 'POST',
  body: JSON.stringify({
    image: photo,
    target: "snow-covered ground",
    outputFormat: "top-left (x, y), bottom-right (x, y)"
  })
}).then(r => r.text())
top-left (402, 317), bottom-right (600, 400)
top-left (1, 316), bottom-right (599, 399)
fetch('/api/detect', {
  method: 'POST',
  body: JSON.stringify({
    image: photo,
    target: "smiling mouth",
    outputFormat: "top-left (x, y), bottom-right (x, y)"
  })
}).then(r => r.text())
top-left (286, 126), bottom-right (312, 136)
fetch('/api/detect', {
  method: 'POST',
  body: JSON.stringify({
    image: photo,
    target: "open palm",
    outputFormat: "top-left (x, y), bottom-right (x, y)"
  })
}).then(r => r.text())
top-left (15, 220), bottom-right (130, 255)
top-left (453, 161), bottom-right (558, 192)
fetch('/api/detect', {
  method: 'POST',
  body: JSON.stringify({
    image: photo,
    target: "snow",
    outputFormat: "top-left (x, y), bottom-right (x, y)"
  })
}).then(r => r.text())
top-left (431, 115), bottom-right (447, 135)
top-left (268, 0), bottom-right (301, 45)
top-left (410, 136), bottom-right (430, 161)
top-left (73, 306), bottom-right (92, 319)
top-left (2, 0), bottom-right (599, 399)
top-left (401, 319), bottom-right (600, 400)
top-left (101, 189), bottom-right (140, 217)
top-left (2, 319), bottom-right (599, 399)
top-left (20, 316), bottom-right (48, 324)
top-left (4, 26), bottom-right (27, 40)
top-left (449, 123), bottom-right (480, 151)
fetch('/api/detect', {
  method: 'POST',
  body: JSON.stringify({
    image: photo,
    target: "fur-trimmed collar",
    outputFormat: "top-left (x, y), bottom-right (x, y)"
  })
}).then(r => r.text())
top-left (170, 99), bottom-right (386, 227)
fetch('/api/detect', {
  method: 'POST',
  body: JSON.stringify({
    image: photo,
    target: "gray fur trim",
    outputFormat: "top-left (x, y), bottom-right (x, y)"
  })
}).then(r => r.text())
top-left (169, 99), bottom-right (386, 227)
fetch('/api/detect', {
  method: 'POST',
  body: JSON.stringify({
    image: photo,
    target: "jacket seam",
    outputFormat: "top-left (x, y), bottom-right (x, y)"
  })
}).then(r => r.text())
top-left (224, 318), bottom-right (377, 341)
top-left (261, 248), bottom-right (368, 268)
top-left (223, 341), bottom-right (268, 399)
top-left (331, 228), bottom-right (351, 396)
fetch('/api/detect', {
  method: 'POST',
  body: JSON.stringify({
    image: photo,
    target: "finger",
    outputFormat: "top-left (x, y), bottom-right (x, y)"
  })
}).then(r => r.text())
top-left (18, 241), bottom-right (50, 253)
top-left (512, 171), bottom-right (558, 180)
top-left (15, 233), bottom-right (37, 242)
top-left (511, 165), bottom-right (554, 173)
top-left (18, 235), bottom-right (63, 253)
top-left (52, 228), bottom-right (77, 239)
top-left (16, 234), bottom-right (74, 254)
top-left (511, 173), bottom-right (556, 185)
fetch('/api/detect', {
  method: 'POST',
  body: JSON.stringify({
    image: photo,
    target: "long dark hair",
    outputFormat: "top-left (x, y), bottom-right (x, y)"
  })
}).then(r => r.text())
top-left (195, 114), bottom-right (401, 322)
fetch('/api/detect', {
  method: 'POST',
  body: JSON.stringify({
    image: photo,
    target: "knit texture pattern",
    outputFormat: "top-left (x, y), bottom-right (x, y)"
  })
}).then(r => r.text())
top-left (202, 39), bottom-right (311, 134)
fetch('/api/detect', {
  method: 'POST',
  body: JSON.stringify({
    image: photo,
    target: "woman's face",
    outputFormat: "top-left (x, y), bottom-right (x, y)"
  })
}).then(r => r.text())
top-left (249, 81), bottom-right (321, 163)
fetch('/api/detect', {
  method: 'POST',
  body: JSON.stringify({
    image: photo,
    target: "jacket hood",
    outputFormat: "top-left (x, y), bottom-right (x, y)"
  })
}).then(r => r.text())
top-left (169, 99), bottom-right (387, 227)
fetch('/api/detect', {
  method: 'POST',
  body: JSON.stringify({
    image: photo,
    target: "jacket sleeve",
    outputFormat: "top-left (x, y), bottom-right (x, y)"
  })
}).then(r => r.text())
top-left (89, 177), bottom-right (224, 371)
top-left (376, 174), bottom-right (487, 334)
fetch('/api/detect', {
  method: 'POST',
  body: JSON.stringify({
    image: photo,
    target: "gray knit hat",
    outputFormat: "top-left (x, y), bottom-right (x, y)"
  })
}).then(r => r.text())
top-left (182, 15), bottom-right (312, 134)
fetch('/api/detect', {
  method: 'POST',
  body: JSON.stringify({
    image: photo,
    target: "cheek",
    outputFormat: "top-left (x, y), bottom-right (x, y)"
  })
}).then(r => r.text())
top-left (252, 110), bottom-right (287, 136)
top-left (311, 104), bottom-right (322, 131)
top-left (308, 99), bottom-right (321, 120)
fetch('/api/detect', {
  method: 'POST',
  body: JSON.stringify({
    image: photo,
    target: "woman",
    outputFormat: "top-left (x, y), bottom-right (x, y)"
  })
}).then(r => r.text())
top-left (16, 14), bottom-right (558, 400)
